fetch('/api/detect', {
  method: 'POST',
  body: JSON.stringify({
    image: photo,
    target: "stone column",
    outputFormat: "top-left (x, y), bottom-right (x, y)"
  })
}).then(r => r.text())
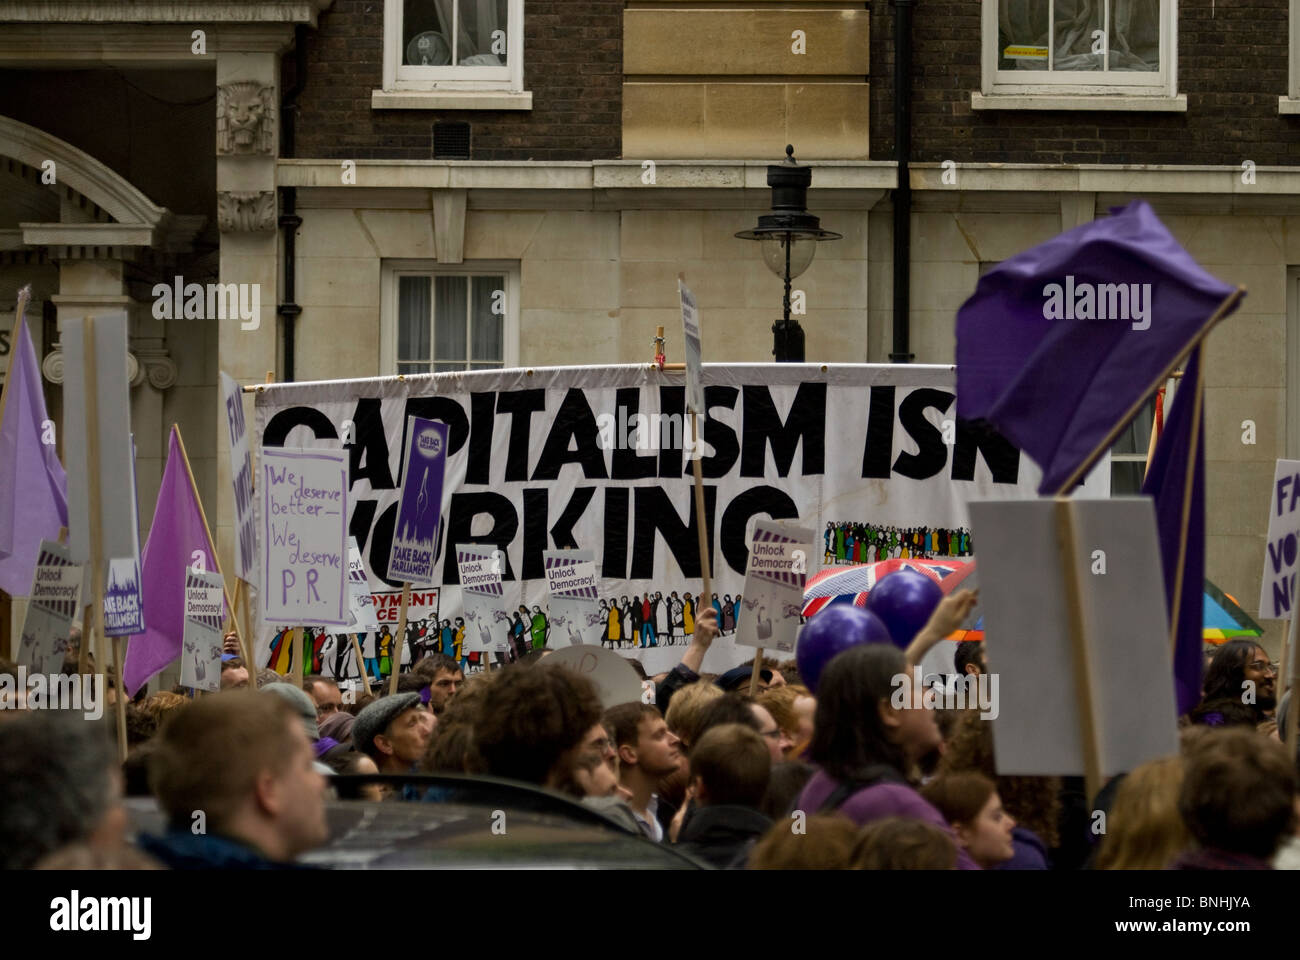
top-left (215, 52), bottom-right (281, 620)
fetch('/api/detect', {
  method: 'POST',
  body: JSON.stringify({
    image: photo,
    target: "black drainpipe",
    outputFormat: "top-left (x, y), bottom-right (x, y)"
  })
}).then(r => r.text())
top-left (890, 0), bottom-right (914, 363)
top-left (278, 24), bottom-right (308, 381)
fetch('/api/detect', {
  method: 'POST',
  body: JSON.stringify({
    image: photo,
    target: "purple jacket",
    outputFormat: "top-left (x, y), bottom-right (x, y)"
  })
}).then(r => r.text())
top-left (798, 768), bottom-right (981, 870)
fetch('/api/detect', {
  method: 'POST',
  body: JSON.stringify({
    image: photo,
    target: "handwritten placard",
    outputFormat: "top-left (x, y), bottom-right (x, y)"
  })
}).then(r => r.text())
top-left (261, 447), bottom-right (349, 626)
top-left (387, 417), bottom-right (449, 586)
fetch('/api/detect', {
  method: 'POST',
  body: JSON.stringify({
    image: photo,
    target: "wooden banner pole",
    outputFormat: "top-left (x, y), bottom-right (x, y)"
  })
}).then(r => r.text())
top-left (351, 633), bottom-right (373, 697)
top-left (687, 411), bottom-right (722, 685)
top-left (0, 287), bottom-right (30, 438)
top-left (1165, 358), bottom-right (1205, 660)
top-left (81, 316), bottom-right (128, 762)
top-left (291, 627), bottom-right (303, 688)
top-left (77, 605), bottom-right (91, 675)
top-left (174, 424), bottom-right (254, 674)
top-left (1056, 499), bottom-right (1104, 805)
top-left (390, 582), bottom-right (412, 695)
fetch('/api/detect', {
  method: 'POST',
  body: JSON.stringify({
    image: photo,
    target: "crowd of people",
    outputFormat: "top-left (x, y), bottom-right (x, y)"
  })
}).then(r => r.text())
top-left (1, 592), bottom-right (1298, 871)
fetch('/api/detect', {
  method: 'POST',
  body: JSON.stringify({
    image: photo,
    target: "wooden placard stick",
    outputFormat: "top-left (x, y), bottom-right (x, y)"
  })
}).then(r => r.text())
top-left (1164, 362), bottom-right (1205, 661)
top-left (350, 633), bottom-right (372, 697)
top-left (1056, 499), bottom-right (1104, 806)
top-left (389, 581), bottom-right (412, 695)
top-left (0, 287), bottom-right (30, 439)
top-left (291, 627), bottom-right (303, 688)
top-left (174, 425), bottom-right (254, 673)
top-left (689, 413), bottom-right (715, 665)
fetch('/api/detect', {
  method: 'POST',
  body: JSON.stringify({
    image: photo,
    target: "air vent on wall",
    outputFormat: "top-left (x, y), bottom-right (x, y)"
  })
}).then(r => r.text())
top-left (433, 122), bottom-right (471, 159)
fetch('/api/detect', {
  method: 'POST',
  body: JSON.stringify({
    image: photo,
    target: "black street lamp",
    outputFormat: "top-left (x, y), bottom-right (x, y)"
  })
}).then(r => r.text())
top-left (735, 145), bottom-right (841, 362)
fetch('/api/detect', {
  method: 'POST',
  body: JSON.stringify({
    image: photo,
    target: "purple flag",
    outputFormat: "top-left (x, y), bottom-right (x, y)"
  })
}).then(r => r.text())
top-left (956, 200), bottom-right (1241, 494)
top-left (0, 313), bottom-right (69, 596)
top-left (123, 429), bottom-right (221, 695)
top-left (1141, 348), bottom-right (1205, 716)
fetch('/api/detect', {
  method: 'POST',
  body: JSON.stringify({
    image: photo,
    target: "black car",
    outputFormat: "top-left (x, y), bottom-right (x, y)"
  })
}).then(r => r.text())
top-left (126, 773), bottom-right (707, 870)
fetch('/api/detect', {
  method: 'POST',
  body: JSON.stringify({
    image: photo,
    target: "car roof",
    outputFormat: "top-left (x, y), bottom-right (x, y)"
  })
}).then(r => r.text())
top-left (127, 774), bottom-right (707, 870)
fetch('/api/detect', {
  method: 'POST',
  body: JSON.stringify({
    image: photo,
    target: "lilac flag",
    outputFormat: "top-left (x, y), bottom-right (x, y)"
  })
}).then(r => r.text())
top-left (1141, 348), bottom-right (1205, 716)
top-left (0, 313), bottom-right (68, 596)
top-left (956, 200), bottom-right (1241, 495)
top-left (123, 429), bottom-right (221, 695)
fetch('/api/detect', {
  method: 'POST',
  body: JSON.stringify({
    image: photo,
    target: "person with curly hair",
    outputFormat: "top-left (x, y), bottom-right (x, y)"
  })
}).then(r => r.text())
top-left (475, 662), bottom-right (604, 790)
top-left (938, 708), bottom-right (1059, 868)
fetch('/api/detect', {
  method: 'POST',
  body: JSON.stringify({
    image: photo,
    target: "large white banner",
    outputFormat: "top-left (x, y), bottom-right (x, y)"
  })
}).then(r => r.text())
top-left (254, 363), bottom-right (1108, 673)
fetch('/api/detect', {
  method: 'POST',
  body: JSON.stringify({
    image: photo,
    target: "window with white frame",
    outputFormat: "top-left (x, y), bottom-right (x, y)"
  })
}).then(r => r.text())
top-left (383, 263), bottom-right (520, 374)
top-left (983, 0), bottom-right (1175, 96)
top-left (382, 0), bottom-right (524, 94)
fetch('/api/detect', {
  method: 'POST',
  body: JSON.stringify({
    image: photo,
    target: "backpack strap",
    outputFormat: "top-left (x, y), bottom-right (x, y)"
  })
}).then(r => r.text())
top-left (814, 765), bottom-right (906, 815)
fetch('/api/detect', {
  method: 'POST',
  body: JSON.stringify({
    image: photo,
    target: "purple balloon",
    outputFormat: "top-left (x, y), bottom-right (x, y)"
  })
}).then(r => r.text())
top-left (866, 570), bottom-right (942, 650)
top-left (796, 605), bottom-right (893, 693)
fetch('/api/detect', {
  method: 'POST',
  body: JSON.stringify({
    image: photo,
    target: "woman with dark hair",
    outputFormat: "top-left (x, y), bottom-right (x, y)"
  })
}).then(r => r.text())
top-left (795, 643), bottom-right (980, 869)
top-left (1197, 639), bottom-right (1276, 722)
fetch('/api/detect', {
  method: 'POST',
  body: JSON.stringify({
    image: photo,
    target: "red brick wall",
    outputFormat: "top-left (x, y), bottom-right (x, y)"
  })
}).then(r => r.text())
top-left (290, 0), bottom-right (623, 160)
top-left (872, 0), bottom-right (1298, 164)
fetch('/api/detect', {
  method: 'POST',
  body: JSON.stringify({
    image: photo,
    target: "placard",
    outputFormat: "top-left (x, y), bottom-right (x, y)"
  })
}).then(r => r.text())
top-left (17, 540), bottom-right (82, 674)
top-left (345, 536), bottom-right (380, 631)
top-left (181, 569), bottom-right (225, 691)
top-left (544, 550), bottom-right (602, 648)
top-left (387, 417), bottom-right (449, 586)
top-left (261, 447), bottom-right (349, 626)
top-left (734, 519), bottom-right (815, 653)
top-left (1260, 459), bottom-right (1300, 619)
top-left (63, 314), bottom-right (144, 633)
top-left (458, 547), bottom-right (510, 656)
top-left (221, 371), bottom-right (258, 583)
top-left (544, 643), bottom-right (645, 709)
top-left (969, 498), bottom-right (1179, 777)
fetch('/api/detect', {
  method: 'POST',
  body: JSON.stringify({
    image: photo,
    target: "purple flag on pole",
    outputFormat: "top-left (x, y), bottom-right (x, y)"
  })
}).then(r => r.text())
top-left (123, 429), bottom-right (221, 695)
top-left (0, 314), bottom-right (69, 596)
top-left (956, 200), bottom-right (1240, 494)
top-left (1141, 348), bottom-right (1205, 716)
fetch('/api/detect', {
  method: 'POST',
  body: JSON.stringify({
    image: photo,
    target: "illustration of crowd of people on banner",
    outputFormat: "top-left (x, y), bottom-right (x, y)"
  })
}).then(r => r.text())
top-left (252, 363), bottom-right (1108, 676)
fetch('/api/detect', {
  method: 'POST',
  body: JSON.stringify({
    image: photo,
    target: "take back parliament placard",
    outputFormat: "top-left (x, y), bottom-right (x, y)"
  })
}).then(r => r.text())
top-left (387, 416), bottom-right (449, 586)
top-left (734, 519), bottom-right (815, 653)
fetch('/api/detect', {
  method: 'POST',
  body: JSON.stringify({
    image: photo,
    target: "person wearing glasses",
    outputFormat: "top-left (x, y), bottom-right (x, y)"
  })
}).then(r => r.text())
top-left (1196, 639), bottom-right (1278, 724)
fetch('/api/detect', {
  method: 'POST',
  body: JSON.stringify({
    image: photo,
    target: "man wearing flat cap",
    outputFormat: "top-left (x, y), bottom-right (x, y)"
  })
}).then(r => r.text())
top-left (352, 692), bottom-right (434, 774)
